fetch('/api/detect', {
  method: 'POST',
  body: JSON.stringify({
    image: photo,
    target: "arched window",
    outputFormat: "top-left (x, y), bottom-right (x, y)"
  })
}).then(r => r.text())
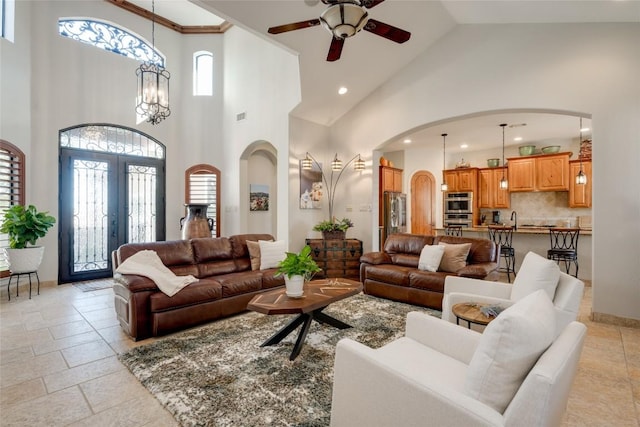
top-left (58, 18), bottom-right (165, 66)
top-left (0, 139), bottom-right (25, 275)
top-left (193, 51), bottom-right (213, 96)
top-left (185, 164), bottom-right (220, 237)
top-left (1, 0), bottom-right (15, 42)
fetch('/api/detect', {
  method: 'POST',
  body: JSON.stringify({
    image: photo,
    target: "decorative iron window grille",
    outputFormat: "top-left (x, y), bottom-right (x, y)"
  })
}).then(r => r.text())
top-left (60, 124), bottom-right (164, 159)
top-left (58, 18), bottom-right (165, 66)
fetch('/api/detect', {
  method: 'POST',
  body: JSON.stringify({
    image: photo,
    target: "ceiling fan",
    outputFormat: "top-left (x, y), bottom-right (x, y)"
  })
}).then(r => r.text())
top-left (267, 0), bottom-right (411, 62)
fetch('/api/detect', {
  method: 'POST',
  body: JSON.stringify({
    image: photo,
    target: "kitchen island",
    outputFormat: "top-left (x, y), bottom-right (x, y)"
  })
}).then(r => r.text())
top-left (438, 226), bottom-right (592, 280)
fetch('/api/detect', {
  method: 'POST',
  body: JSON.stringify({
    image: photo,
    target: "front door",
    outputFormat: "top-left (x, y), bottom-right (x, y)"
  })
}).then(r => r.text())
top-left (411, 171), bottom-right (436, 235)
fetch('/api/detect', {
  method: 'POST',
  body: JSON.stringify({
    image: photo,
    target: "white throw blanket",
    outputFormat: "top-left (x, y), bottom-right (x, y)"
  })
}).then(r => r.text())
top-left (115, 250), bottom-right (198, 297)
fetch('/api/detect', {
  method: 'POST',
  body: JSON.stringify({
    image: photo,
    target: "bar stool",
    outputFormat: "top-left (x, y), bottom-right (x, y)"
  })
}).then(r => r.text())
top-left (548, 228), bottom-right (580, 278)
top-left (6, 271), bottom-right (40, 300)
top-left (488, 225), bottom-right (516, 283)
top-left (445, 225), bottom-right (463, 237)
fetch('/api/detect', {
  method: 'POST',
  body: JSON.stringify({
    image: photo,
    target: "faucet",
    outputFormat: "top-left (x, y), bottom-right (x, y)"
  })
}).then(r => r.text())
top-left (510, 211), bottom-right (517, 230)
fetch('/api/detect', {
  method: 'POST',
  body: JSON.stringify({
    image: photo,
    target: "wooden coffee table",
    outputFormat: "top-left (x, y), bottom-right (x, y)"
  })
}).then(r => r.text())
top-left (247, 278), bottom-right (362, 360)
top-left (452, 302), bottom-right (498, 329)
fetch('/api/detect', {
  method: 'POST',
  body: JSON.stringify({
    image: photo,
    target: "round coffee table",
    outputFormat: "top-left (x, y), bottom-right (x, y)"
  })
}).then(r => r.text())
top-left (451, 303), bottom-right (498, 329)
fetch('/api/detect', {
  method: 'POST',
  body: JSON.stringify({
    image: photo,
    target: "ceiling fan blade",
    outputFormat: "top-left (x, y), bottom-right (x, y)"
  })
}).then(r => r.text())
top-left (327, 37), bottom-right (345, 62)
top-left (268, 19), bottom-right (321, 34)
top-left (360, 0), bottom-right (386, 9)
top-left (364, 19), bottom-right (411, 43)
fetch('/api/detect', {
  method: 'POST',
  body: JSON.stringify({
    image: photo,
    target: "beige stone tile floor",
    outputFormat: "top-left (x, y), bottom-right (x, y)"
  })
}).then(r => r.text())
top-left (1, 278), bottom-right (638, 426)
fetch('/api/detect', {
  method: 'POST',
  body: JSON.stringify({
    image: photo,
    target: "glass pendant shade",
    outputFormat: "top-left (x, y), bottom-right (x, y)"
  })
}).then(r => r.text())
top-left (499, 176), bottom-right (509, 189)
top-left (331, 154), bottom-right (343, 171)
top-left (320, 3), bottom-right (368, 39)
top-left (576, 169), bottom-right (587, 185)
top-left (136, 63), bottom-right (171, 124)
top-left (353, 154), bottom-right (365, 171)
top-left (441, 133), bottom-right (448, 192)
top-left (441, 182), bottom-right (448, 192)
top-left (499, 123), bottom-right (508, 190)
top-left (301, 153), bottom-right (313, 170)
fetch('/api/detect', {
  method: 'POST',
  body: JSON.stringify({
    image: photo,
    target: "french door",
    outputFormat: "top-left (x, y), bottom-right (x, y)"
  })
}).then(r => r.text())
top-left (58, 125), bottom-right (165, 283)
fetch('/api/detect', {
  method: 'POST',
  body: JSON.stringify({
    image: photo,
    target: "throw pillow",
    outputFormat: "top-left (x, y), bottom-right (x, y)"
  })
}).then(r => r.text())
top-left (258, 240), bottom-right (286, 270)
top-left (464, 290), bottom-right (556, 413)
top-left (438, 242), bottom-right (472, 273)
top-left (511, 251), bottom-right (560, 301)
top-left (418, 244), bottom-right (445, 272)
top-left (247, 240), bottom-right (270, 271)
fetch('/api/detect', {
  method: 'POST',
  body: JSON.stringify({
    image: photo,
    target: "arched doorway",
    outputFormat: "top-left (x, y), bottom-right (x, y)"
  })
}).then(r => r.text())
top-left (411, 170), bottom-right (436, 235)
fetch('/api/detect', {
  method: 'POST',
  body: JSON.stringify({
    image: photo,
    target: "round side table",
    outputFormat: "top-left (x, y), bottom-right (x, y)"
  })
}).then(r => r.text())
top-left (451, 303), bottom-right (497, 329)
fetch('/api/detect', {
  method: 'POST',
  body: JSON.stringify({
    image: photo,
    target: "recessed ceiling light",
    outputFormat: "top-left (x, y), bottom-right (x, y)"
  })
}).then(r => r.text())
top-left (403, 139), bottom-right (412, 144)
top-left (514, 137), bottom-right (523, 141)
top-left (460, 143), bottom-right (468, 149)
top-left (338, 86), bottom-right (348, 95)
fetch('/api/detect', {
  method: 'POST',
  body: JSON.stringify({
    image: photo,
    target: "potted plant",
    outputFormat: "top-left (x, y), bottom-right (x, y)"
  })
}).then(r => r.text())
top-left (276, 245), bottom-right (321, 297)
top-left (0, 204), bottom-right (56, 273)
top-left (312, 217), bottom-right (354, 240)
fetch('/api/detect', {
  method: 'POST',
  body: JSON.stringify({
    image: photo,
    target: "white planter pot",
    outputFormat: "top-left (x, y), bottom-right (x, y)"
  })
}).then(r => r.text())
top-left (284, 275), bottom-right (305, 298)
top-left (4, 246), bottom-right (45, 273)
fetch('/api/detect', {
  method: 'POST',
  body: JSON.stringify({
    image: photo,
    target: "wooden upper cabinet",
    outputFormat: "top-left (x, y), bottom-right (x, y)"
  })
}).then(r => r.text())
top-left (507, 152), bottom-right (571, 192)
top-left (569, 160), bottom-right (592, 207)
top-left (478, 167), bottom-right (510, 209)
top-left (443, 168), bottom-right (477, 192)
top-left (380, 166), bottom-right (403, 193)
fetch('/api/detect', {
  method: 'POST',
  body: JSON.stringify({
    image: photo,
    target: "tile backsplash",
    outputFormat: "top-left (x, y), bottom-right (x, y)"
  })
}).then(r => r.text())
top-left (480, 192), bottom-right (591, 227)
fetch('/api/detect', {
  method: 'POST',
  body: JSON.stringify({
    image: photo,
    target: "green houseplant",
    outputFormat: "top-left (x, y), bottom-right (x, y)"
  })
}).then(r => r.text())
top-left (0, 205), bottom-right (56, 273)
top-left (312, 217), bottom-right (354, 240)
top-left (276, 245), bottom-right (321, 297)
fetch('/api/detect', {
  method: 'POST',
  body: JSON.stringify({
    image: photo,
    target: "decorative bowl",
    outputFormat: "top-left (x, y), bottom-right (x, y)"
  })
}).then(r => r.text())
top-left (518, 145), bottom-right (536, 156)
top-left (541, 145), bottom-right (561, 154)
top-left (487, 158), bottom-right (500, 168)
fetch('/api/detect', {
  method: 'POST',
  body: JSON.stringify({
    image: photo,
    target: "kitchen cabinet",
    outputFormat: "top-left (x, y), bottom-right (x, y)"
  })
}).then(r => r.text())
top-left (443, 168), bottom-right (478, 192)
top-left (507, 152), bottom-right (571, 192)
top-left (478, 167), bottom-right (510, 209)
top-left (569, 160), bottom-right (592, 207)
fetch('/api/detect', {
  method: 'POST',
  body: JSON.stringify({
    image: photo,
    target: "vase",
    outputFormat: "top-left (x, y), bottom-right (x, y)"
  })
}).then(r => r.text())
top-left (322, 230), bottom-right (345, 240)
top-left (4, 246), bottom-right (45, 273)
top-left (284, 275), bottom-right (305, 298)
top-left (180, 204), bottom-right (213, 239)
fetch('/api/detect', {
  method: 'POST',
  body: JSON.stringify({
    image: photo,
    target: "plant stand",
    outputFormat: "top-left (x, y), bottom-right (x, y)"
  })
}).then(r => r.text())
top-left (7, 271), bottom-right (40, 300)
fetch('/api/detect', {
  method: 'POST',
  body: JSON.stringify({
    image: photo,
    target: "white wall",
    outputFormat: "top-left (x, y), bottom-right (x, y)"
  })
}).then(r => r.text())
top-left (329, 23), bottom-right (640, 320)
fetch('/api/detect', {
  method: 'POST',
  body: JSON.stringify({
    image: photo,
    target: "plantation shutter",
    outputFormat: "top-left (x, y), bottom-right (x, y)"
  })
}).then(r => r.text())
top-left (185, 164), bottom-right (220, 237)
top-left (0, 140), bottom-right (26, 275)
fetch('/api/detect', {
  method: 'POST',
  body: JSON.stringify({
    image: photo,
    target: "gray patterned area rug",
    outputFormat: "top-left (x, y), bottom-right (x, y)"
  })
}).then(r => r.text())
top-left (118, 293), bottom-right (441, 427)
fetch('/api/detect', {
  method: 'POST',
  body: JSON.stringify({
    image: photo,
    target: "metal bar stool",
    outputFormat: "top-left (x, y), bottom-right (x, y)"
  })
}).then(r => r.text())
top-left (488, 225), bottom-right (517, 282)
top-left (445, 225), bottom-right (463, 237)
top-left (547, 228), bottom-right (580, 278)
top-left (6, 271), bottom-right (40, 300)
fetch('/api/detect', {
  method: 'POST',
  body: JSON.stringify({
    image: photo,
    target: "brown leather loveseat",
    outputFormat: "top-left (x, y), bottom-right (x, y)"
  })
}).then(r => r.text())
top-left (113, 234), bottom-right (284, 340)
top-left (360, 233), bottom-right (499, 310)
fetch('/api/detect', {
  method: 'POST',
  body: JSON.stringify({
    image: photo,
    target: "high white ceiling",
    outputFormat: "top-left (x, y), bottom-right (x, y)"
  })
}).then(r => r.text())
top-left (123, 0), bottom-right (638, 151)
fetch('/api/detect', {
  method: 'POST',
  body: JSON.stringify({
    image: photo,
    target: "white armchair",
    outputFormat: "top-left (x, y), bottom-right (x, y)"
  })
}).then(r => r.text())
top-left (442, 251), bottom-right (584, 335)
top-left (330, 294), bottom-right (587, 427)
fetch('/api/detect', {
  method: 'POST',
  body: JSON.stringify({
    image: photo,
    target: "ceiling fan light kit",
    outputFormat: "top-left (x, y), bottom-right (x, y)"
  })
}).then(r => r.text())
top-left (320, 2), bottom-right (368, 39)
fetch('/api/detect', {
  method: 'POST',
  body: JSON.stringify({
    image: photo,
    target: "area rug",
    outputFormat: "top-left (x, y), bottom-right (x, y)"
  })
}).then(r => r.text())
top-left (118, 294), bottom-right (441, 427)
top-left (72, 279), bottom-right (114, 292)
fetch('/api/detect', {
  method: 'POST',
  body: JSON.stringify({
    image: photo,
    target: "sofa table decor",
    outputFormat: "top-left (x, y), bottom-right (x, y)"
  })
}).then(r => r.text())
top-left (247, 278), bottom-right (362, 360)
top-left (305, 238), bottom-right (362, 280)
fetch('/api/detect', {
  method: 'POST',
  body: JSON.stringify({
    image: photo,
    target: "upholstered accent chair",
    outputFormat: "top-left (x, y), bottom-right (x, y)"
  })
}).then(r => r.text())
top-left (441, 251), bottom-right (584, 336)
top-left (330, 290), bottom-right (586, 427)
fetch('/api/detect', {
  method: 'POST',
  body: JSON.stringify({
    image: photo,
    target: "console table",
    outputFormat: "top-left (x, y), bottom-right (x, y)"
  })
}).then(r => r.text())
top-left (305, 238), bottom-right (362, 280)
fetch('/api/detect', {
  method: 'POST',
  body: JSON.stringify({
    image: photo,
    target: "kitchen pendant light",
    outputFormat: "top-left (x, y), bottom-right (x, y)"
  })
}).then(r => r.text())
top-left (441, 133), bottom-right (448, 192)
top-left (576, 118), bottom-right (588, 185)
top-left (499, 124), bottom-right (508, 190)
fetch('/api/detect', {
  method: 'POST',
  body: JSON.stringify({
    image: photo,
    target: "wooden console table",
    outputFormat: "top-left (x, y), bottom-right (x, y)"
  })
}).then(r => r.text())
top-left (305, 238), bottom-right (363, 280)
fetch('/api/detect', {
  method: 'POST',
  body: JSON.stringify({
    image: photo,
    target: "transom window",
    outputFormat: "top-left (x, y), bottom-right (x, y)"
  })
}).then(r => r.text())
top-left (58, 18), bottom-right (165, 66)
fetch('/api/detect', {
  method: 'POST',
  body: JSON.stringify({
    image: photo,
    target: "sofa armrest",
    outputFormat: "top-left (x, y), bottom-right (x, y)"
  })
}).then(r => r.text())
top-left (457, 262), bottom-right (499, 279)
top-left (330, 338), bottom-right (503, 427)
top-left (360, 251), bottom-right (392, 265)
top-left (114, 273), bottom-right (158, 293)
top-left (405, 312), bottom-right (481, 364)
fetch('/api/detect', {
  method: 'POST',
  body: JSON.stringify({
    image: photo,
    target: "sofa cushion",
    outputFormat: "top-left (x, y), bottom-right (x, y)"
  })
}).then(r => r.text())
top-left (258, 240), bottom-right (286, 269)
top-left (418, 244), bottom-right (445, 272)
top-left (149, 278), bottom-right (223, 312)
top-left (464, 290), bottom-right (556, 413)
top-left (511, 251), bottom-right (560, 301)
top-left (215, 271), bottom-right (263, 297)
top-left (438, 242), bottom-right (472, 273)
top-left (117, 240), bottom-right (194, 267)
top-left (409, 270), bottom-right (450, 292)
top-left (363, 264), bottom-right (413, 287)
top-left (384, 233), bottom-right (435, 255)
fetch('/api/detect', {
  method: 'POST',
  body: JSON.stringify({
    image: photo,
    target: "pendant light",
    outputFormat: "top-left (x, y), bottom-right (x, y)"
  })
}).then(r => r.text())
top-left (575, 117), bottom-right (587, 185)
top-left (499, 124), bottom-right (508, 190)
top-left (441, 133), bottom-right (448, 192)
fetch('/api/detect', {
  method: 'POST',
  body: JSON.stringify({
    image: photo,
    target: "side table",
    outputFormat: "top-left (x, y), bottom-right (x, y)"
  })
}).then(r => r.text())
top-left (305, 238), bottom-right (362, 280)
top-left (451, 302), bottom-right (498, 329)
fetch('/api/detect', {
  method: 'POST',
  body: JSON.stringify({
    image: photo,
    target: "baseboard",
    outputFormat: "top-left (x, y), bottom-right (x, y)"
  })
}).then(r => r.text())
top-left (591, 311), bottom-right (640, 329)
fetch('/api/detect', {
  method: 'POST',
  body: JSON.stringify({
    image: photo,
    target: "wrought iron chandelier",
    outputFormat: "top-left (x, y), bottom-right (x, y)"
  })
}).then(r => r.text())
top-left (135, 0), bottom-right (171, 125)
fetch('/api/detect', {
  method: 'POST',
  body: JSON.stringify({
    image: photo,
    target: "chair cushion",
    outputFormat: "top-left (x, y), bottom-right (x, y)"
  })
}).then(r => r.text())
top-left (438, 242), bottom-right (472, 273)
top-left (418, 244), bottom-right (445, 272)
top-left (258, 240), bottom-right (286, 270)
top-left (511, 251), bottom-right (560, 301)
top-left (464, 290), bottom-right (556, 413)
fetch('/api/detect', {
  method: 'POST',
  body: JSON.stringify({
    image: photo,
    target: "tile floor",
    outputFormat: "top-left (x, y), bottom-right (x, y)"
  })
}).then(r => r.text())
top-left (1, 279), bottom-right (638, 426)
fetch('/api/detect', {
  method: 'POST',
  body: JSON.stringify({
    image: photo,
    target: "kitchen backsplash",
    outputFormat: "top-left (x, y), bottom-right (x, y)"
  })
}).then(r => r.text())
top-left (481, 192), bottom-right (591, 227)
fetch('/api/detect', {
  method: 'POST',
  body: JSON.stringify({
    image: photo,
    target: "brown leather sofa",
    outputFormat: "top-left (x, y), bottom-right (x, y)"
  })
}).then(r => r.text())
top-left (113, 234), bottom-right (284, 340)
top-left (360, 233), bottom-right (499, 310)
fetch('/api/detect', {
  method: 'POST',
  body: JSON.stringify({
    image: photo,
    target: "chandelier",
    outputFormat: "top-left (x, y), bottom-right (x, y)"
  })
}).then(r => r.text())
top-left (135, 0), bottom-right (171, 125)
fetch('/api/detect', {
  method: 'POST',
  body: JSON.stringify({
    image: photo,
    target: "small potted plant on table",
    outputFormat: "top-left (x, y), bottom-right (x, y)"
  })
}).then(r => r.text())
top-left (276, 245), bottom-right (321, 298)
top-left (313, 217), bottom-right (354, 240)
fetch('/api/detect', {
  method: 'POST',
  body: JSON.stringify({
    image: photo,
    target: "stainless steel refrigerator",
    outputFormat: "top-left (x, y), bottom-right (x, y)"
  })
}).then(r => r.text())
top-left (383, 191), bottom-right (407, 244)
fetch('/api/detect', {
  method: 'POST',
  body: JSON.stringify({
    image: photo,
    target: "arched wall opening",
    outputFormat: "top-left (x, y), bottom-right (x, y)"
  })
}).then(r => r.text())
top-left (240, 141), bottom-right (278, 236)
